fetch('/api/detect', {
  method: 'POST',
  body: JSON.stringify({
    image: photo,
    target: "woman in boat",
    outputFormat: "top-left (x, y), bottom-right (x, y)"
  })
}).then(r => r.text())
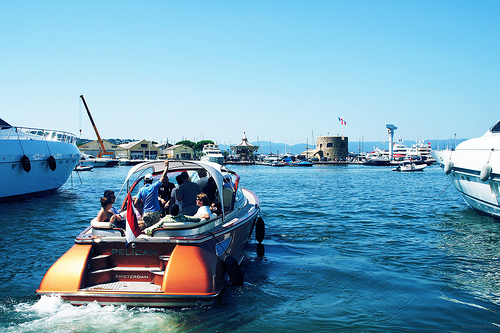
top-left (96, 197), bottom-right (121, 225)
top-left (194, 193), bottom-right (216, 221)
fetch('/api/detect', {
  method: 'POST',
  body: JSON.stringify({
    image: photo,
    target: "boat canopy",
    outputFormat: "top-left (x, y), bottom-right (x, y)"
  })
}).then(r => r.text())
top-left (118, 160), bottom-right (233, 219)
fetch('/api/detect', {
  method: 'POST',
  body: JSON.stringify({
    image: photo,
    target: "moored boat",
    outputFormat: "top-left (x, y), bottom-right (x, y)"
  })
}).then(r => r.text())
top-left (0, 119), bottom-right (81, 201)
top-left (288, 160), bottom-right (314, 167)
top-left (392, 161), bottom-right (426, 172)
top-left (37, 160), bottom-right (263, 308)
top-left (80, 154), bottom-right (119, 167)
top-left (200, 143), bottom-right (224, 164)
top-left (433, 119), bottom-right (500, 217)
top-left (74, 163), bottom-right (94, 172)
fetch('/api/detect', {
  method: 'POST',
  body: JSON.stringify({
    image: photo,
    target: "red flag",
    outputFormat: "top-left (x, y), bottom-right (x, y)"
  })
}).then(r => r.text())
top-left (126, 192), bottom-right (141, 244)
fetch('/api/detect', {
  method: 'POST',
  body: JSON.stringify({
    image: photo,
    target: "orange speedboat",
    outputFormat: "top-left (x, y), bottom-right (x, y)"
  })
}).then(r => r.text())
top-left (37, 160), bottom-right (263, 308)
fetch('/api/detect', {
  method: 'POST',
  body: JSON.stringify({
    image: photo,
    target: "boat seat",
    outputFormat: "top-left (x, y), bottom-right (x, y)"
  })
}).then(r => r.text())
top-left (151, 216), bottom-right (220, 236)
top-left (90, 218), bottom-right (125, 236)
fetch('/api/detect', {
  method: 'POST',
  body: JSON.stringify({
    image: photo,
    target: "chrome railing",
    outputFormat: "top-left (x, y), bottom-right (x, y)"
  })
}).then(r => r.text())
top-left (0, 126), bottom-right (78, 145)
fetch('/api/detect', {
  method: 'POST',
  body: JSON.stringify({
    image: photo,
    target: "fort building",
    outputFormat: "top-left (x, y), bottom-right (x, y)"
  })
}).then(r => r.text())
top-left (305, 136), bottom-right (348, 161)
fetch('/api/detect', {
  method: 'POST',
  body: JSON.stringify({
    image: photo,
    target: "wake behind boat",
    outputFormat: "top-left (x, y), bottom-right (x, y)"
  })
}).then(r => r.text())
top-left (0, 119), bottom-right (81, 201)
top-left (37, 160), bottom-right (263, 308)
top-left (433, 119), bottom-right (500, 217)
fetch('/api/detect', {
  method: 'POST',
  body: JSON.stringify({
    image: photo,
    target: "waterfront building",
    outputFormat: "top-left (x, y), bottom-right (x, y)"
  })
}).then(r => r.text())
top-left (78, 139), bottom-right (126, 158)
top-left (119, 140), bottom-right (160, 160)
top-left (165, 144), bottom-right (194, 160)
top-left (306, 136), bottom-right (349, 161)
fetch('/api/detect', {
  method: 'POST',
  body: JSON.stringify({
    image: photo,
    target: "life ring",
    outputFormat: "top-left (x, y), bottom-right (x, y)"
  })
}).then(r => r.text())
top-left (48, 155), bottom-right (57, 171)
top-left (21, 155), bottom-right (31, 173)
top-left (225, 255), bottom-right (244, 286)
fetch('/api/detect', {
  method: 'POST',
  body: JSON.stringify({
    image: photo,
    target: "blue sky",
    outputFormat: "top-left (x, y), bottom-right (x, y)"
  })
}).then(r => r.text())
top-left (1, 1), bottom-right (499, 148)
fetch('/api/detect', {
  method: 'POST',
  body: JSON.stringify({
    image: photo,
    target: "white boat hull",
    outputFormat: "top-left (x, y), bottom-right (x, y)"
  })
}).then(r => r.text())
top-left (433, 126), bottom-right (500, 217)
top-left (0, 137), bottom-right (81, 200)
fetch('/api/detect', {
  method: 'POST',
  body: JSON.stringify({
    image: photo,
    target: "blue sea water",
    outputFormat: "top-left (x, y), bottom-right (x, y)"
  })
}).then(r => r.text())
top-left (1, 164), bottom-right (500, 332)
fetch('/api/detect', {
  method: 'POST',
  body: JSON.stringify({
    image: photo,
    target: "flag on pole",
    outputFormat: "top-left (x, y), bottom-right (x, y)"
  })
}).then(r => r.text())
top-left (338, 117), bottom-right (347, 125)
top-left (126, 192), bottom-right (141, 245)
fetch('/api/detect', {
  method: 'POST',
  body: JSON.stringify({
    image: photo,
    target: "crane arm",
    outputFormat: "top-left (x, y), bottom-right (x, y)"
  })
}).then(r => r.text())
top-left (80, 95), bottom-right (110, 158)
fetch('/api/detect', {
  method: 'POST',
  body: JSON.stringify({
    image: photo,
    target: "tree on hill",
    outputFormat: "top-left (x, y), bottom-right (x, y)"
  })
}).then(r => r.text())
top-left (176, 140), bottom-right (215, 156)
top-left (175, 140), bottom-right (195, 148)
top-left (194, 140), bottom-right (214, 152)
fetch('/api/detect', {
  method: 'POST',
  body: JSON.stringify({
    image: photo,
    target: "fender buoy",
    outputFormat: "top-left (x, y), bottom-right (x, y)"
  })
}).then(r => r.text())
top-left (255, 217), bottom-right (265, 243)
top-left (225, 255), bottom-right (244, 286)
top-left (257, 243), bottom-right (265, 257)
top-left (21, 155), bottom-right (31, 173)
top-left (48, 155), bottom-right (57, 171)
top-left (444, 160), bottom-right (453, 175)
top-left (480, 163), bottom-right (492, 182)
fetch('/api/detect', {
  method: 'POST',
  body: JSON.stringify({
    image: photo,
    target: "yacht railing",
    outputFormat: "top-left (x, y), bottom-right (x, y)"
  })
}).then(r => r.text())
top-left (0, 125), bottom-right (78, 145)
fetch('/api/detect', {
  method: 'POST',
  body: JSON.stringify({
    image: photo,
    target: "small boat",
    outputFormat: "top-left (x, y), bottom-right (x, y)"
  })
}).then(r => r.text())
top-left (74, 164), bottom-right (94, 172)
top-left (288, 160), bottom-right (314, 167)
top-left (362, 157), bottom-right (391, 166)
top-left (79, 154), bottom-right (119, 167)
top-left (392, 161), bottom-right (426, 172)
top-left (37, 160), bottom-right (263, 308)
top-left (0, 119), bottom-right (81, 201)
top-left (200, 143), bottom-right (224, 164)
top-left (433, 119), bottom-right (500, 218)
top-left (118, 157), bottom-right (148, 166)
top-left (270, 161), bottom-right (287, 167)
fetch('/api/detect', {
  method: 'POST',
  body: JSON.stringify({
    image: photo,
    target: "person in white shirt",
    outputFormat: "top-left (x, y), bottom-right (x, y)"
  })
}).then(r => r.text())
top-left (194, 193), bottom-right (216, 221)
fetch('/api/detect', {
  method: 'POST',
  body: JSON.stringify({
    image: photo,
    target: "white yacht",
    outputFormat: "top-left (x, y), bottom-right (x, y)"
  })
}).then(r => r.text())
top-left (433, 119), bottom-right (500, 217)
top-left (200, 143), bottom-right (224, 164)
top-left (0, 119), bottom-right (81, 201)
top-left (407, 139), bottom-right (436, 164)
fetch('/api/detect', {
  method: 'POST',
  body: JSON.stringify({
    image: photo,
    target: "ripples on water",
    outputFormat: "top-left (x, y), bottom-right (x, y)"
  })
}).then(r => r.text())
top-left (1, 164), bottom-right (500, 332)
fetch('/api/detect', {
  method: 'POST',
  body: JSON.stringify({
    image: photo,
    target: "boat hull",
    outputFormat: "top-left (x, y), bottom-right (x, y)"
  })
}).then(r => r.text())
top-left (362, 158), bottom-right (390, 166)
top-left (0, 139), bottom-right (81, 201)
top-left (433, 146), bottom-right (500, 218)
top-left (80, 158), bottom-right (119, 167)
top-left (37, 187), bottom-right (260, 307)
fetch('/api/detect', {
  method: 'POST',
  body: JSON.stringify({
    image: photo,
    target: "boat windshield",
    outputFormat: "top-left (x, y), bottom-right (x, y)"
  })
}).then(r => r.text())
top-left (491, 120), bottom-right (500, 133)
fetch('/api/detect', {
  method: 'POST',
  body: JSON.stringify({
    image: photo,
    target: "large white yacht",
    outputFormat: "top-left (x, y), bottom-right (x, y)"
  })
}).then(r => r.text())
top-left (0, 119), bottom-right (81, 201)
top-left (433, 119), bottom-right (500, 217)
top-left (200, 143), bottom-right (224, 164)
